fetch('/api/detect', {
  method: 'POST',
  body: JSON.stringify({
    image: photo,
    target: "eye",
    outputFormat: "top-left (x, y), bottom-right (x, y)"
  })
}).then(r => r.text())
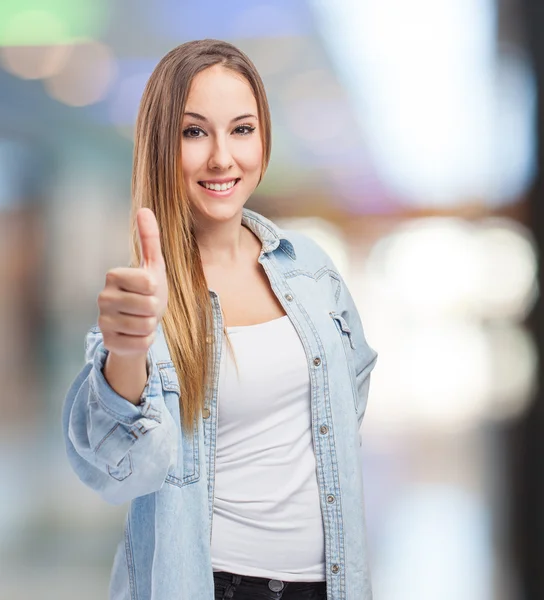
top-left (233, 124), bottom-right (256, 136)
top-left (183, 126), bottom-right (206, 139)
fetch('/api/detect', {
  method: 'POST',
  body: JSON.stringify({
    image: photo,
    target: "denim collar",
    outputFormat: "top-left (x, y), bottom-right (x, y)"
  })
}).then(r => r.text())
top-left (241, 207), bottom-right (296, 260)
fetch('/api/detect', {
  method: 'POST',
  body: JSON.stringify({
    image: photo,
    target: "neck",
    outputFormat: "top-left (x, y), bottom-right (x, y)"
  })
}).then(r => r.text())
top-left (194, 211), bottom-right (256, 268)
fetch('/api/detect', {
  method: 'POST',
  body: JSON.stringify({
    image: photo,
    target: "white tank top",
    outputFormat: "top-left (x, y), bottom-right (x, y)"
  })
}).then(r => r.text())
top-left (210, 315), bottom-right (326, 581)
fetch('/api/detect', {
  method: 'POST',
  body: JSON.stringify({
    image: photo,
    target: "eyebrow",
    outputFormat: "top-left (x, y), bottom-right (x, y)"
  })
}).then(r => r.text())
top-left (183, 112), bottom-right (258, 123)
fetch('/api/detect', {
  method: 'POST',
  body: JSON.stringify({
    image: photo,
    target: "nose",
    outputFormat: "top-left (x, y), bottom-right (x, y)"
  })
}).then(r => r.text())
top-left (207, 135), bottom-right (234, 171)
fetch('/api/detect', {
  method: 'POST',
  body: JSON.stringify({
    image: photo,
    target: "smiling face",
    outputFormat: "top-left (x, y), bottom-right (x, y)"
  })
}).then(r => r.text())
top-left (181, 64), bottom-right (264, 225)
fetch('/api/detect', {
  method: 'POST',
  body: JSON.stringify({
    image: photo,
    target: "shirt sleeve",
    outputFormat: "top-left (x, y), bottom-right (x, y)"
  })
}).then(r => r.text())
top-left (337, 271), bottom-right (378, 430)
top-left (61, 327), bottom-right (179, 505)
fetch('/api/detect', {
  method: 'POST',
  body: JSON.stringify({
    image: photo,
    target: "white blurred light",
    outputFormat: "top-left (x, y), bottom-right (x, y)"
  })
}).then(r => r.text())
top-left (310, 0), bottom-right (536, 207)
top-left (369, 321), bottom-right (490, 430)
top-left (365, 217), bottom-right (537, 321)
top-left (0, 44), bottom-right (72, 80)
top-left (43, 40), bottom-right (117, 107)
top-left (485, 324), bottom-right (537, 421)
top-left (275, 216), bottom-right (349, 277)
top-left (492, 48), bottom-right (537, 204)
top-left (367, 319), bottom-right (536, 431)
top-left (472, 219), bottom-right (538, 320)
top-left (368, 218), bottom-right (478, 317)
top-left (360, 217), bottom-right (538, 430)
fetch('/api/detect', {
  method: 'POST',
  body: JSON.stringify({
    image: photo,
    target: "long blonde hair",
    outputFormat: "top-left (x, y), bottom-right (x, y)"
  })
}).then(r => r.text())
top-left (130, 40), bottom-right (272, 435)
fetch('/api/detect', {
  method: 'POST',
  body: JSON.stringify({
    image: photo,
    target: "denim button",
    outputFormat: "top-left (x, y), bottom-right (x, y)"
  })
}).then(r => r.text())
top-left (327, 495), bottom-right (335, 503)
top-left (313, 357), bottom-right (321, 366)
top-left (202, 408), bottom-right (211, 419)
top-left (268, 579), bottom-right (284, 592)
top-left (320, 425), bottom-right (329, 435)
top-left (331, 564), bottom-right (340, 574)
top-left (285, 293), bottom-right (293, 302)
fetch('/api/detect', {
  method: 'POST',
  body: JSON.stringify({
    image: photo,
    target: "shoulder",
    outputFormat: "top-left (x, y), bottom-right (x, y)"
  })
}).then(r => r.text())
top-left (243, 207), bottom-right (340, 275)
top-left (278, 226), bottom-right (338, 276)
top-left (283, 229), bottom-right (332, 263)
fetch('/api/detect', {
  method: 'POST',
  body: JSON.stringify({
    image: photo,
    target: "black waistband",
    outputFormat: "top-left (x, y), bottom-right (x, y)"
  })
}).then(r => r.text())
top-left (213, 570), bottom-right (326, 591)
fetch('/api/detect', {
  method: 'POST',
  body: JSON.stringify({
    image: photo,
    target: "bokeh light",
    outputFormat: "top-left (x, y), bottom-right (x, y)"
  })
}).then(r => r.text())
top-left (0, 9), bottom-right (68, 46)
top-left (0, 44), bottom-right (72, 80)
top-left (43, 40), bottom-right (117, 107)
top-left (0, 2), bottom-right (109, 46)
top-left (472, 218), bottom-right (538, 320)
top-left (365, 217), bottom-right (537, 320)
top-left (310, 0), bottom-right (536, 208)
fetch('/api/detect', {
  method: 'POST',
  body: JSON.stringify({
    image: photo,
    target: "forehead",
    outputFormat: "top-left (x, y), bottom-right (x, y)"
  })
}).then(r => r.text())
top-left (185, 65), bottom-right (258, 118)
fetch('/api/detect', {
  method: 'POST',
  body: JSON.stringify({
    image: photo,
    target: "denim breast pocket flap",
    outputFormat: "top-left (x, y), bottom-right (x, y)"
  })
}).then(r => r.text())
top-left (158, 363), bottom-right (180, 394)
top-left (330, 312), bottom-right (356, 349)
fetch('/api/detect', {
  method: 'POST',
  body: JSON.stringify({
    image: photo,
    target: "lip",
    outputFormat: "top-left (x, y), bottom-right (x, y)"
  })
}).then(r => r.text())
top-left (199, 177), bottom-right (240, 184)
top-left (197, 178), bottom-right (240, 197)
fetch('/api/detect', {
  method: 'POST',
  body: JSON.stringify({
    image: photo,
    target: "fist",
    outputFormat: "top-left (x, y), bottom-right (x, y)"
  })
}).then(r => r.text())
top-left (97, 208), bottom-right (169, 356)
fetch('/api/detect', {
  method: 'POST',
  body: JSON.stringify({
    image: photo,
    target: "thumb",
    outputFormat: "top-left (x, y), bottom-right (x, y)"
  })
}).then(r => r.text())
top-left (137, 208), bottom-right (165, 270)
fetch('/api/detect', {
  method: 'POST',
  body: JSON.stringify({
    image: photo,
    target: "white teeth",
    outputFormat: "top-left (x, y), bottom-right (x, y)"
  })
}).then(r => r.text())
top-left (202, 180), bottom-right (237, 191)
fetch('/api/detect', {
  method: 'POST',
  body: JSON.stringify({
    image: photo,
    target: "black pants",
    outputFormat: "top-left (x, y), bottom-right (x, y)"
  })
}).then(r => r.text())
top-left (214, 571), bottom-right (327, 599)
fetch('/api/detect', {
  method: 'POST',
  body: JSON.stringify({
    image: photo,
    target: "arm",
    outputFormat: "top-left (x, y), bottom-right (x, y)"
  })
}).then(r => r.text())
top-left (61, 327), bottom-right (178, 505)
top-left (103, 351), bottom-right (149, 405)
top-left (337, 276), bottom-right (378, 430)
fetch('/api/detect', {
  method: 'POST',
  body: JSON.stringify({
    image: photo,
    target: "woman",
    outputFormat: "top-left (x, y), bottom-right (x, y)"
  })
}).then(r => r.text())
top-left (62, 39), bottom-right (377, 600)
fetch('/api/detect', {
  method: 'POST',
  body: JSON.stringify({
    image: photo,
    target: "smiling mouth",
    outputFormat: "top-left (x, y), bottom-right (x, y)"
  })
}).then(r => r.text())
top-left (198, 178), bottom-right (240, 192)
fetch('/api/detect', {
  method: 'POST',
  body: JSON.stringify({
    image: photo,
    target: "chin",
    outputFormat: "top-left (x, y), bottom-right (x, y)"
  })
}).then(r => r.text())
top-left (194, 200), bottom-right (246, 223)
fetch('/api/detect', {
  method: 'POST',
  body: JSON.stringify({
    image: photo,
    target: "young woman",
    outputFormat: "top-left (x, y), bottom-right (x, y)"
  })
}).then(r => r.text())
top-left (62, 39), bottom-right (377, 600)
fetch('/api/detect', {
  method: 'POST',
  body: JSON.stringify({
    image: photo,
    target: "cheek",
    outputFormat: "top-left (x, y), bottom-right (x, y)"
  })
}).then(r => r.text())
top-left (181, 142), bottom-right (207, 178)
top-left (236, 140), bottom-right (263, 176)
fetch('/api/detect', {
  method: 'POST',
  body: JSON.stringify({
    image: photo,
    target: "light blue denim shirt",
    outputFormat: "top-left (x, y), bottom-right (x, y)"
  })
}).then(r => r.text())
top-left (62, 208), bottom-right (378, 600)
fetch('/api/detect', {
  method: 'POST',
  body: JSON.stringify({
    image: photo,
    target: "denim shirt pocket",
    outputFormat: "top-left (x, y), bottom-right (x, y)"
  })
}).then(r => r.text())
top-left (158, 362), bottom-right (200, 487)
top-left (330, 312), bottom-right (360, 415)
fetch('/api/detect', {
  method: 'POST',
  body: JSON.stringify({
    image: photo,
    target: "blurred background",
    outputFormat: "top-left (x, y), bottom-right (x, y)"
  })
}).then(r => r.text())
top-left (1, 0), bottom-right (543, 598)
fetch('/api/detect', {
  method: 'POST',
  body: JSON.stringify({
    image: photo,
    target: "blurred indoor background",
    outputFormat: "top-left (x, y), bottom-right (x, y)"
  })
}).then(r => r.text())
top-left (1, 0), bottom-right (543, 598)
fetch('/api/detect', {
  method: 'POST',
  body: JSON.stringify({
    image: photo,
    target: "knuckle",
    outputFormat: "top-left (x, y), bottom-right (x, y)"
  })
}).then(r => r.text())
top-left (124, 316), bottom-right (137, 334)
top-left (144, 273), bottom-right (157, 293)
top-left (148, 296), bottom-right (159, 315)
top-left (97, 293), bottom-right (105, 310)
top-left (140, 317), bottom-right (154, 335)
top-left (97, 290), bottom-right (112, 310)
top-left (147, 316), bottom-right (158, 333)
top-left (105, 270), bottom-right (117, 286)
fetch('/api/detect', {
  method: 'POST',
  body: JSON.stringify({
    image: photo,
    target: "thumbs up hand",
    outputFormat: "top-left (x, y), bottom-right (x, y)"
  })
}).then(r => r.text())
top-left (136, 207), bottom-right (169, 319)
top-left (97, 208), bottom-right (169, 357)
